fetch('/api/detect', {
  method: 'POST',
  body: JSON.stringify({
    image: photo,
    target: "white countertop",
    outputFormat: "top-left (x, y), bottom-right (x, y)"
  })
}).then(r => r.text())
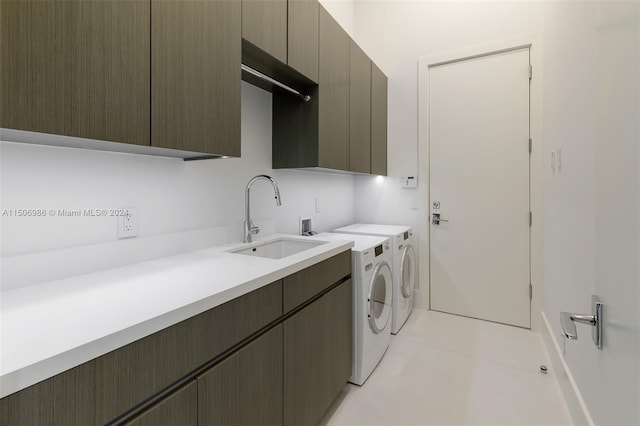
top-left (0, 234), bottom-right (353, 399)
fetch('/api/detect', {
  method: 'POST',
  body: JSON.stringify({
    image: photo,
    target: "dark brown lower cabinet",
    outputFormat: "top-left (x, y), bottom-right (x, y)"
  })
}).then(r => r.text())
top-left (284, 279), bottom-right (352, 426)
top-left (198, 325), bottom-right (283, 426)
top-left (0, 359), bottom-right (96, 426)
top-left (0, 252), bottom-right (351, 426)
top-left (126, 382), bottom-right (197, 426)
top-left (283, 250), bottom-right (351, 313)
top-left (95, 331), bottom-right (166, 424)
top-left (0, 379), bottom-right (53, 426)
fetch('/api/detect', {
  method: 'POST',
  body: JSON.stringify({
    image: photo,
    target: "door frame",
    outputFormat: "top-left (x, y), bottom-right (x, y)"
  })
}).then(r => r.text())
top-left (417, 33), bottom-right (544, 331)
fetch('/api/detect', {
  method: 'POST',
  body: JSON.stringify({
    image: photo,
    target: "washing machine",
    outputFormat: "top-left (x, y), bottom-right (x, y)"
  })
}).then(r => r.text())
top-left (314, 233), bottom-right (393, 385)
top-left (334, 224), bottom-right (416, 334)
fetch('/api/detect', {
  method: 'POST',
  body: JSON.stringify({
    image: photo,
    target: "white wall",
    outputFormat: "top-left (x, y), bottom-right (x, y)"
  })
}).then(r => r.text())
top-left (351, 1), bottom-right (544, 308)
top-left (0, 83), bottom-right (355, 285)
top-left (319, 0), bottom-right (356, 38)
top-left (542, 1), bottom-right (639, 425)
top-left (353, 0), bottom-right (544, 178)
top-left (351, 3), bottom-right (639, 423)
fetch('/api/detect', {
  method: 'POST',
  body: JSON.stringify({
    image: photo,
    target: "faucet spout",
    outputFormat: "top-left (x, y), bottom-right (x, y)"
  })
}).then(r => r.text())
top-left (244, 175), bottom-right (282, 243)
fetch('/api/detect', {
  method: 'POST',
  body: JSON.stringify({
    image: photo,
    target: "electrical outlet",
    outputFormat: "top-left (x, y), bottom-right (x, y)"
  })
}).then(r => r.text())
top-left (117, 208), bottom-right (138, 239)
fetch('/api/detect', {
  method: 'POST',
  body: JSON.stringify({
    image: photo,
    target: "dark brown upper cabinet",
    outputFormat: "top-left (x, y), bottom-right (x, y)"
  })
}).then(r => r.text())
top-left (318, 6), bottom-right (350, 171)
top-left (242, 0), bottom-right (287, 64)
top-left (237, 0), bottom-right (385, 174)
top-left (0, 0), bottom-right (150, 146)
top-left (1, 0), bottom-right (240, 159)
top-left (241, 0), bottom-right (318, 98)
top-left (152, 0), bottom-right (241, 157)
top-left (349, 41), bottom-right (372, 174)
top-left (288, 0), bottom-right (319, 83)
top-left (272, 5), bottom-right (387, 175)
top-left (371, 62), bottom-right (388, 176)
top-left (272, 5), bottom-right (350, 172)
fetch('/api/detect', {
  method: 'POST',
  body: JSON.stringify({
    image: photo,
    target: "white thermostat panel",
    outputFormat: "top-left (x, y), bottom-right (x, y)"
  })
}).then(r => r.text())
top-left (401, 176), bottom-right (417, 188)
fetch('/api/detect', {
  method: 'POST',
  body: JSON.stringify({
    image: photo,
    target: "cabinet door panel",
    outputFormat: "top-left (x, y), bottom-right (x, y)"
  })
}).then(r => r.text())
top-left (152, 0), bottom-right (241, 156)
top-left (0, 0), bottom-right (150, 146)
top-left (318, 7), bottom-right (350, 171)
top-left (288, 0), bottom-right (319, 82)
top-left (283, 250), bottom-right (351, 313)
top-left (0, 360), bottom-right (97, 426)
top-left (284, 280), bottom-right (352, 425)
top-left (198, 325), bottom-right (283, 426)
top-left (242, 0), bottom-right (287, 63)
top-left (126, 381), bottom-right (197, 426)
top-left (371, 62), bottom-right (388, 176)
top-left (164, 280), bottom-right (282, 384)
top-left (52, 361), bottom-right (97, 426)
top-left (349, 41), bottom-right (372, 174)
top-left (95, 332), bottom-right (166, 424)
top-left (0, 379), bottom-right (54, 426)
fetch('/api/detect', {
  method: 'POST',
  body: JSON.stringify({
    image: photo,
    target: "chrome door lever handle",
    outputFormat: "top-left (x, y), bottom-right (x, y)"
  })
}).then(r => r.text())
top-left (560, 313), bottom-right (595, 339)
top-left (432, 213), bottom-right (449, 225)
top-left (570, 314), bottom-right (596, 326)
top-left (560, 295), bottom-right (603, 349)
top-left (560, 312), bottom-right (578, 340)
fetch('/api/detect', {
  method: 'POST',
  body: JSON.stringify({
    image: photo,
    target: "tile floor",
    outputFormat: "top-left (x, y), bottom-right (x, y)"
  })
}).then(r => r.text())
top-left (321, 309), bottom-right (573, 426)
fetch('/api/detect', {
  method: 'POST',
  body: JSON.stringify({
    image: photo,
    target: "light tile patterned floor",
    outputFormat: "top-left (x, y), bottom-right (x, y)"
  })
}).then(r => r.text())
top-left (321, 309), bottom-right (573, 426)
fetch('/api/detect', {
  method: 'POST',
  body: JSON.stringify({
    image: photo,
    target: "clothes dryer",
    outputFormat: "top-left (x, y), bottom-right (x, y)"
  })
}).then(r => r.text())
top-left (334, 224), bottom-right (416, 334)
top-left (314, 233), bottom-right (393, 385)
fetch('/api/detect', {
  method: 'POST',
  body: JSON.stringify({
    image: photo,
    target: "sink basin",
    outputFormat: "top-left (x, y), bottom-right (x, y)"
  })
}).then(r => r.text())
top-left (228, 238), bottom-right (326, 260)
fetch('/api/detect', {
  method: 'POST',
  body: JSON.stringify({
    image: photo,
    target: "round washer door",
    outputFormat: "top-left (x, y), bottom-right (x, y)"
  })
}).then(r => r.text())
top-left (400, 244), bottom-right (416, 298)
top-left (368, 261), bottom-right (393, 334)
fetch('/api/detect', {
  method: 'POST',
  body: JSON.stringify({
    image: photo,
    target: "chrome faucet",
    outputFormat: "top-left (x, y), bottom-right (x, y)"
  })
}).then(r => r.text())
top-left (244, 175), bottom-right (282, 243)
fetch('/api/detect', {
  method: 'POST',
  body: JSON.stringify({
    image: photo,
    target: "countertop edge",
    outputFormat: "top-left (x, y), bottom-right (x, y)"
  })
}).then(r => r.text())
top-left (0, 238), bottom-right (353, 399)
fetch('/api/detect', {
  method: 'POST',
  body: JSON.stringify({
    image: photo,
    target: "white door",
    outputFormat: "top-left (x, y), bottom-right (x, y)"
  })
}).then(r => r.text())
top-left (591, 2), bottom-right (639, 422)
top-left (429, 48), bottom-right (531, 328)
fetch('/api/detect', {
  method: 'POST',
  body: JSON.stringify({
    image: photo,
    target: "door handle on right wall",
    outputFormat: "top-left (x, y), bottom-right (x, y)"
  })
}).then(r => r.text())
top-left (560, 295), bottom-right (603, 349)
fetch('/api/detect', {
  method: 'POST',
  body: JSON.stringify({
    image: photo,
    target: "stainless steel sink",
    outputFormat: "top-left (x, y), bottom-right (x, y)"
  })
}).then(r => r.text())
top-left (228, 238), bottom-right (326, 260)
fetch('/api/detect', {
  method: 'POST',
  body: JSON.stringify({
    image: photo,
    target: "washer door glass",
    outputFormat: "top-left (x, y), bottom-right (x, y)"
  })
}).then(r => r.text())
top-left (400, 245), bottom-right (416, 298)
top-left (368, 262), bottom-right (393, 334)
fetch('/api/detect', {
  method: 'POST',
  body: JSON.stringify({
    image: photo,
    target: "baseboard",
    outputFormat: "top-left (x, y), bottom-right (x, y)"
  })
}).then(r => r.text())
top-left (540, 312), bottom-right (594, 426)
